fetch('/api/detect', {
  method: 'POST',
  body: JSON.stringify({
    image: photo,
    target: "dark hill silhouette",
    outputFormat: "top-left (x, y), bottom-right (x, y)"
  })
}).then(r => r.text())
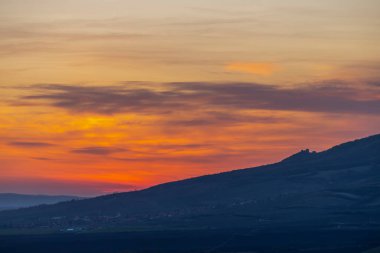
top-left (0, 134), bottom-right (379, 232)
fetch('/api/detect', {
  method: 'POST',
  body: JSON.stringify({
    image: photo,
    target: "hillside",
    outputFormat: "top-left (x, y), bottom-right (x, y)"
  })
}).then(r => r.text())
top-left (0, 134), bottom-right (379, 232)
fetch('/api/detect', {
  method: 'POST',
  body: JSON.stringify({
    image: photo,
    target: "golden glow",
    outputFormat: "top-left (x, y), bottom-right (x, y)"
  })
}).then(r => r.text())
top-left (226, 62), bottom-right (280, 76)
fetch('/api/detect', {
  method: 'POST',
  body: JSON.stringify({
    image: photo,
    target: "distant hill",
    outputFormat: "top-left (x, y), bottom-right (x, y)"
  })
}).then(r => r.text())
top-left (0, 134), bottom-right (379, 232)
top-left (0, 194), bottom-right (83, 211)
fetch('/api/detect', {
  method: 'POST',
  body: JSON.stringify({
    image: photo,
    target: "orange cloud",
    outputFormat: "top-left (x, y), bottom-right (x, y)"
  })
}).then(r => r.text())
top-left (226, 62), bottom-right (279, 76)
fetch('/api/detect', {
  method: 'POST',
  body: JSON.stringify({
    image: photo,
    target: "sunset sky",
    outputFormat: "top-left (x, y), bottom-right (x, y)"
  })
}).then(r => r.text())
top-left (0, 0), bottom-right (379, 196)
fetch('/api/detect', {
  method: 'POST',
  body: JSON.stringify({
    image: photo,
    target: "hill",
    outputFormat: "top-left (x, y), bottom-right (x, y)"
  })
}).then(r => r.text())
top-left (0, 134), bottom-right (379, 232)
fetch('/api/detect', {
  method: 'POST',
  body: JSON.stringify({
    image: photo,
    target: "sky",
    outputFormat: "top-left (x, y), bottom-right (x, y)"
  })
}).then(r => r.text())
top-left (0, 0), bottom-right (379, 196)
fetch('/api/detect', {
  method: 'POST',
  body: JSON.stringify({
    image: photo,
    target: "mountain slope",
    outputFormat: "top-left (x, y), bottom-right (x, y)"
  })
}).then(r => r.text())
top-left (0, 194), bottom-right (83, 211)
top-left (0, 134), bottom-right (379, 231)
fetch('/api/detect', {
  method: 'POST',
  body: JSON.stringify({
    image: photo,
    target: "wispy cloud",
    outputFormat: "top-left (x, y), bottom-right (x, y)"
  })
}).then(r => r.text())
top-left (167, 111), bottom-right (281, 127)
top-left (8, 141), bottom-right (55, 148)
top-left (72, 146), bottom-right (126, 156)
top-left (14, 81), bottom-right (380, 116)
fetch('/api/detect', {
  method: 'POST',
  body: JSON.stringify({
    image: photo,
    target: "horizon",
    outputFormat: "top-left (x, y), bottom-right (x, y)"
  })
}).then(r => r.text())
top-left (1, 0), bottom-right (379, 196)
top-left (1, 132), bottom-right (378, 197)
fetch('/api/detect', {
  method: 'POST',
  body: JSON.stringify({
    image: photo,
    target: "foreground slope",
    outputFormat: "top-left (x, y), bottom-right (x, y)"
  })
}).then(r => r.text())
top-left (0, 134), bottom-right (379, 231)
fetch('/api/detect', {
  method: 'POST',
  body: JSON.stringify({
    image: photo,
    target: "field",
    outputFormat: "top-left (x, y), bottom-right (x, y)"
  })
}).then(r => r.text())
top-left (0, 228), bottom-right (379, 253)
